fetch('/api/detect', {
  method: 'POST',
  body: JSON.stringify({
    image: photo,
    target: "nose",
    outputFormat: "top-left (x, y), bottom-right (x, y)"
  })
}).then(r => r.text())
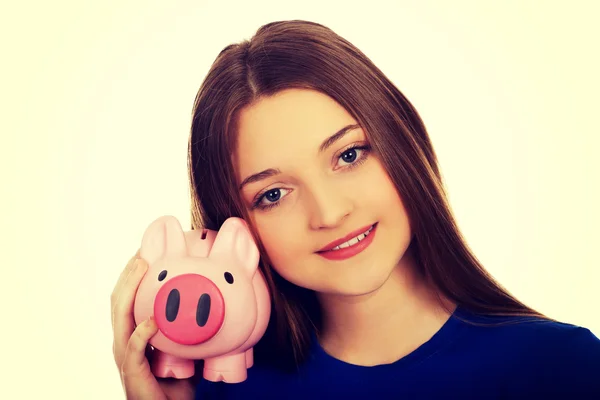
top-left (153, 273), bottom-right (225, 345)
top-left (307, 182), bottom-right (353, 230)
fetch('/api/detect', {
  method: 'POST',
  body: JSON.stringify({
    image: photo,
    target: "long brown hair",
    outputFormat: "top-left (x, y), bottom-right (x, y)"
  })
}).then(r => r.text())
top-left (187, 20), bottom-right (552, 372)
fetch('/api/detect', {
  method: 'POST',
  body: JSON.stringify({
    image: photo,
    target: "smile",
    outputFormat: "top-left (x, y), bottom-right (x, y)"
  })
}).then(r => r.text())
top-left (330, 225), bottom-right (374, 250)
top-left (316, 223), bottom-right (378, 261)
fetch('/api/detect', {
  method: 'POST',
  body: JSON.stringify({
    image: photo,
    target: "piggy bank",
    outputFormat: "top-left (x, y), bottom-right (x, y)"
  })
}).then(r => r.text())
top-left (133, 215), bottom-right (271, 383)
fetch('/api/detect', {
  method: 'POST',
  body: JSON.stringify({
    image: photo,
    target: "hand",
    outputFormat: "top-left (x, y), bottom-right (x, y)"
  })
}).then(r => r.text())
top-left (111, 251), bottom-right (197, 400)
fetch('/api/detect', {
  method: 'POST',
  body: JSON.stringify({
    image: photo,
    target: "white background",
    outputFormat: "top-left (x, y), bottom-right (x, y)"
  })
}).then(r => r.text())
top-left (2, 1), bottom-right (598, 398)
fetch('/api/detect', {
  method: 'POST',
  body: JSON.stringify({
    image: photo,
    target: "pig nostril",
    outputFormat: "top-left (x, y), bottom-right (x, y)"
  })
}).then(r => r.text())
top-left (158, 270), bottom-right (167, 281)
top-left (165, 289), bottom-right (180, 322)
top-left (196, 293), bottom-right (211, 327)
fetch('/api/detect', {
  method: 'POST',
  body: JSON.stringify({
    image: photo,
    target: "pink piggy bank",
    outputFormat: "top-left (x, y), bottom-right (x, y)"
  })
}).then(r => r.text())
top-left (133, 215), bottom-right (271, 383)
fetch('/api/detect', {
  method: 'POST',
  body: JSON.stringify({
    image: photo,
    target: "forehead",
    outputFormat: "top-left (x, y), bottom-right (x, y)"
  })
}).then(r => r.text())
top-left (235, 89), bottom-right (358, 173)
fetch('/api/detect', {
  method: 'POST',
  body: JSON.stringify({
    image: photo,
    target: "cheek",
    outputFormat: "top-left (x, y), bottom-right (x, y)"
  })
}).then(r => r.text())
top-left (361, 161), bottom-right (411, 231)
top-left (356, 161), bottom-right (400, 206)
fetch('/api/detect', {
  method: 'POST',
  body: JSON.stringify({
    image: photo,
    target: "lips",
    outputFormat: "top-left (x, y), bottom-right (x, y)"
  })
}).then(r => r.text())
top-left (317, 223), bottom-right (376, 252)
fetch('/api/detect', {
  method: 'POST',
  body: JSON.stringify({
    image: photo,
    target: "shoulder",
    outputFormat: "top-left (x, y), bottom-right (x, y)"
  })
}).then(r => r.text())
top-left (520, 321), bottom-right (600, 396)
top-left (458, 311), bottom-right (600, 397)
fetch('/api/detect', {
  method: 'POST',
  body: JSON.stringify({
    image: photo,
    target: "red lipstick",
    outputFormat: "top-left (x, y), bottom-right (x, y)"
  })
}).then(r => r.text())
top-left (316, 223), bottom-right (377, 261)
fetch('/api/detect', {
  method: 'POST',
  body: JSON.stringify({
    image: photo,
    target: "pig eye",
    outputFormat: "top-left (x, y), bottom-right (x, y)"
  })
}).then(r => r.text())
top-left (224, 272), bottom-right (234, 284)
top-left (158, 270), bottom-right (167, 281)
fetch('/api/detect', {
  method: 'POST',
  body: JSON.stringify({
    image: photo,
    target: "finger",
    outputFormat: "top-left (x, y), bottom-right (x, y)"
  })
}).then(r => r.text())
top-left (112, 257), bottom-right (147, 357)
top-left (121, 317), bottom-right (166, 400)
top-left (113, 249), bottom-right (141, 298)
top-left (111, 253), bottom-right (141, 330)
top-left (110, 251), bottom-right (142, 327)
top-left (112, 258), bottom-right (149, 367)
top-left (114, 257), bottom-right (148, 326)
top-left (111, 249), bottom-right (141, 308)
top-left (122, 316), bottom-right (158, 378)
top-left (111, 255), bottom-right (140, 332)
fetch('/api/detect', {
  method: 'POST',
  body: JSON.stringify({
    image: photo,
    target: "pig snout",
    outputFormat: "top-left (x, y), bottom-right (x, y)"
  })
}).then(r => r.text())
top-left (153, 273), bottom-right (225, 345)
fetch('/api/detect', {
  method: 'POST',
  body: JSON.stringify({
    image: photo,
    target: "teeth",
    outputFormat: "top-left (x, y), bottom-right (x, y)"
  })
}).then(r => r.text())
top-left (331, 225), bottom-right (373, 251)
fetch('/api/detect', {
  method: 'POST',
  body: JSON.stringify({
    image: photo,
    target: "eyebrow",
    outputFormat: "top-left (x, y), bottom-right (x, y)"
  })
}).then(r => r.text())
top-left (238, 123), bottom-right (361, 190)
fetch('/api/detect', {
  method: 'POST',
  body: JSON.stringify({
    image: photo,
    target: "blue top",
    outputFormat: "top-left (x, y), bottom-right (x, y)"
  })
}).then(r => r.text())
top-left (195, 306), bottom-right (600, 399)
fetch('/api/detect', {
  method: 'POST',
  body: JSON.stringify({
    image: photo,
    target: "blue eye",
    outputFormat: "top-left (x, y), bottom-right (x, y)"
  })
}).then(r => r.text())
top-left (253, 188), bottom-right (291, 210)
top-left (340, 148), bottom-right (358, 163)
top-left (336, 145), bottom-right (370, 168)
top-left (264, 189), bottom-right (281, 202)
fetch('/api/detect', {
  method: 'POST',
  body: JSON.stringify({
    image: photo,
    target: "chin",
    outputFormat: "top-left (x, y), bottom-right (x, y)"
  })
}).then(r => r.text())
top-left (310, 265), bottom-right (395, 297)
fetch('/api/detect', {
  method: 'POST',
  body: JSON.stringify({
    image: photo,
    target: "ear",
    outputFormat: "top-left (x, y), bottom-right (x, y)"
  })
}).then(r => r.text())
top-left (140, 215), bottom-right (187, 265)
top-left (208, 217), bottom-right (260, 276)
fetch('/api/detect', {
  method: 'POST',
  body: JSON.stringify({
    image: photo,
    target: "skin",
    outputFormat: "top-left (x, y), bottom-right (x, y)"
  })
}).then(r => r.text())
top-left (110, 87), bottom-right (457, 398)
top-left (236, 88), bottom-right (456, 366)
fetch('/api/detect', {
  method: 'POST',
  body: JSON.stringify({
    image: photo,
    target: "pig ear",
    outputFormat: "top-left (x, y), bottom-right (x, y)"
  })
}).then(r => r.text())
top-left (140, 215), bottom-right (187, 265)
top-left (208, 218), bottom-right (260, 276)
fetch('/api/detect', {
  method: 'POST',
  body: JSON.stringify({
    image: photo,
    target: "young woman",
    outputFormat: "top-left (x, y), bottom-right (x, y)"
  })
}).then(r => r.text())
top-left (111, 20), bottom-right (600, 399)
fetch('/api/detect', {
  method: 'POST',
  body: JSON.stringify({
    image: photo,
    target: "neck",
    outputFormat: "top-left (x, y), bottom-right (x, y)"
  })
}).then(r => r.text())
top-left (315, 245), bottom-right (456, 366)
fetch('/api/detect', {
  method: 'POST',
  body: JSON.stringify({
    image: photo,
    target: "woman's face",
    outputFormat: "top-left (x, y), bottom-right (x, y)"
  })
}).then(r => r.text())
top-left (235, 88), bottom-right (412, 296)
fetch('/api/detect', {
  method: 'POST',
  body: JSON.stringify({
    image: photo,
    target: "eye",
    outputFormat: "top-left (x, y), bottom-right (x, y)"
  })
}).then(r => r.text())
top-left (158, 270), bottom-right (167, 281)
top-left (224, 272), bottom-right (234, 284)
top-left (335, 145), bottom-right (371, 169)
top-left (252, 188), bottom-right (292, 210)
top-left (340, 148), bottom-right (358, 163)
top-left (264, 188), bottom-right (285, 203)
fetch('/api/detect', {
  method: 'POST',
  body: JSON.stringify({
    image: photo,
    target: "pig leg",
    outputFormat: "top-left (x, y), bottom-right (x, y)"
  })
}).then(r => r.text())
top-left (245, 348), bottom-right (253, 368)
top-left (150, 350), bottom-right (195, 379)
top-left (203, 353), bottom-right (248, 383)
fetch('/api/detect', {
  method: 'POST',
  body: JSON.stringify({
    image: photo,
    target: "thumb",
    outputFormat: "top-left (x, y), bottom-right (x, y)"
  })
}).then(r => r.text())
top-left (121, 317), bottom-right (167, 400)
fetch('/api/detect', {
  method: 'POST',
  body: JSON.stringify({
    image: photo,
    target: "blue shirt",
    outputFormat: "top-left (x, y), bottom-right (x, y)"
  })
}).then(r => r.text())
top-left (195, 306), bottom-right (600, 399)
